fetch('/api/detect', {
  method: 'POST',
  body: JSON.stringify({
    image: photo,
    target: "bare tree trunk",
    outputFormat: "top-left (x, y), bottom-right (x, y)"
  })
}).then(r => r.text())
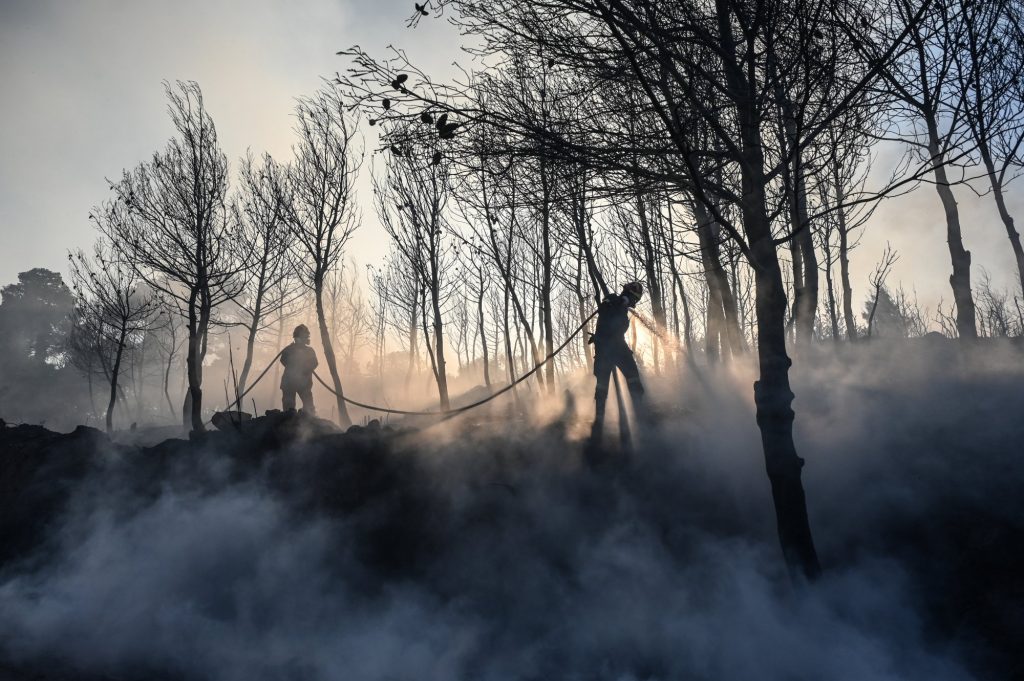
top-left (236, 285), bottom-right (265, 395)
top-left (576, 290), bottom-right (594, 372)
top-left (719, 269), bottom-right (745, 356)
top-left (775, 116), bottom-right (818, 346)
top-left (184, 331), bottom-right (201, 431)
top-left (131, 332), bottom-right (146, 423)
top-left (668, 267), bottom-right (682, 372)
top-left (788, 222), bottom-right (804, 347)
top-left (693, 200), bottom-right (744, 358)
top-left (824, 245), bottom-right (840, 341)
top-left (182, 288), bottom-right (206, 433)
top-left (771, 52), bottom-right (817, 347)
top-left (420, 288), bottom-right (441, 391)
top-left (980, 150), bottom-right (1024, 296)
top-left (503, 278), bottom-right (517, 394)
top-left (163, 344), bottom-right (175, 417)
top-left (315, 279), bottom-right (352, 427)
top-left (105, 323), bottom-right (128, 433)
top-left (188, 298), bottom-right (212, 432)
top-left (540, 160), bottom-right (556, 394)
top-left (405, 296), bottom-right (418, 392)
top-left (867, 283), bottom-right (882, 338)
top-left (719, 0), bottom-right (820, 579)
top-left (833, 175), bottom-right (857, 340)
top-left (668, 267), bottom-right (694, 353)
top-left (489, 227), bottom-right (545, 389)
top-left (269, 312), bottom-right (286, 401)
top-left (694, 202), bottom-right (726, 361)
top-left (477, 279), bottom-right (491, 389)
top-left (927, 128), bottom-right (977, 339)
top-left (431, 282), bottom-right (451, 410)
top-left (636, 194), bottom-right (666, 373)
top-left (750, 227), bottom-right (820, 580)
top-left (794, 174), bottom-right (818, 344)
top-left (86, 371), bottom-right (98, 423)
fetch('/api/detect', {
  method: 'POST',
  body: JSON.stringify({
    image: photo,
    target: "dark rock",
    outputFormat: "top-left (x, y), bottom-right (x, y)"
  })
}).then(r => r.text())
top-left (211, 410), bottom-right (253, 431)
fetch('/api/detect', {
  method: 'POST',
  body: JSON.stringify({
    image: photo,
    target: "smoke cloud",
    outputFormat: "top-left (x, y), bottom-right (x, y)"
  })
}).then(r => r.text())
top-left (1, 339), bottom-right (1021, 680)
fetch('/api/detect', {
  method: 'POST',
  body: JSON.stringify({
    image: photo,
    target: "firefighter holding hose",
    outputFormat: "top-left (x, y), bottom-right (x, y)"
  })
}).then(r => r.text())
top-left (589, 282), bottom-right (646, 441)
top-left (280, 324), bottom-right (319, 415)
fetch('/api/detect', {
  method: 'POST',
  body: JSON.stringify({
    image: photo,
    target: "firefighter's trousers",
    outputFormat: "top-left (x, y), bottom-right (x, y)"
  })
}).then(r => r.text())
top-left (282, 382), bottom-right (316, 415)
top-left (593, 342), bottom-right (645, 423)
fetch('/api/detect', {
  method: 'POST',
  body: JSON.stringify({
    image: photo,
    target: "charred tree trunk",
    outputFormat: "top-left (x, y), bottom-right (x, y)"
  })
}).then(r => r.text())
top-left (694, 201), bottom-right (727, 361)
top-left (182, 287), bottom-right (206, 433)
top-left (574, 251), bottom-right (595, 372)
top-left (269, 312), bottom-right (286, 399)
top-left (105, 322), bottom-right (128, 433)
top-left (670, 269), bottom-right (693, 353)
top-left (794, 173), bottom-right (818, 344)
top-left (693, 200), bottom-right (744, 358)
top-left (833, 172), bottom-right (857, 341)
top-left (502, 277), bottom-right (517, 395)
top-left (927, 129), bottom-right (977, 339)
top-left (430, 280), bottom-right (451, 411)
top-left (788, 218), bottom-right (804, 346)
top-left (406, 297), bottom-right (418, 392)
top-left (236, 280), bottom-right (266, 396)
top-left (540, 159), bottom-right (556, 393)
top-left (314, 276), bottom-right (352, 427)
top-left (979, 149), bottom-right (1024, 296)
top-left (636, 194), bottom-right (666, 373)
top-left (750, 229), bottom-right (821, 580)
top-left (477, 278), bottom-right (491, 389)
top-left (163, 342), bottom-right (176, 417)
top-left (190, 297), bottom-right (212, 432)
top-left (718, 0), bottom-right (820, 580)
top-left (490, 225), bottom-right (544, 389)
top-left (86, 371), bottom-right (97, 423)
top-left (771, 46), bottom-right (817, 347)
top-left (824, 244), bottom-right (840, 341)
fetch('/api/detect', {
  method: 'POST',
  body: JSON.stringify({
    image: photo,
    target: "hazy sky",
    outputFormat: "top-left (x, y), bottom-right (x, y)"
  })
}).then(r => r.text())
top-left (1, 0), bottom-right (1021, 321)
top-left (0, 0), bottom-right (461, 285)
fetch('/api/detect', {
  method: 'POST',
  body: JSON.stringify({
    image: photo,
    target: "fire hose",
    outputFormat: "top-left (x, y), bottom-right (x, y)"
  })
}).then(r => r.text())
top-left (212, 309), bottom-right (597, 425)
top-left (313, 309), bottom-right (598, 422)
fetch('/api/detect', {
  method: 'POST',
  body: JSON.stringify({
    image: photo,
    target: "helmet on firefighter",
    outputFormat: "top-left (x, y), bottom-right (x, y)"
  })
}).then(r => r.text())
top-left (293, 324), bottom-right (311, 340)
top-left (622, 281), bottom-right (643, 305)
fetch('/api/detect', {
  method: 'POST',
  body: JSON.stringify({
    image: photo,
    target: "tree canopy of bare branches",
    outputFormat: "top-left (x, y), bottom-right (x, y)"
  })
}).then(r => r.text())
top-left (98, 81), bottom-right (245, 432)
top-left (285, 90), bottom-right (363, 427)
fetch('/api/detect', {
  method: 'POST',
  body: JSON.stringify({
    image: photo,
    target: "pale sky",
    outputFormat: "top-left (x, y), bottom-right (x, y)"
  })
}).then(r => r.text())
top-left (0, 0), bottom-right (462, 287)
top-left (1, 0), bottom-right (1021, 323)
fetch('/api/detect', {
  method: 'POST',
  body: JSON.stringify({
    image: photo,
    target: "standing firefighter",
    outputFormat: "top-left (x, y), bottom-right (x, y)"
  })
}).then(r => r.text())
top-left (280, 324), bottom-right (318, 415)
top-left (590, 282), bottom-right (646, 440)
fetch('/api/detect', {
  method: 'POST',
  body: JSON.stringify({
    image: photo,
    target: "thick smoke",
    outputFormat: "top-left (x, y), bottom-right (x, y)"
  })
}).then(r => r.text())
top-left (1, 339), bottom-right (1021, 681)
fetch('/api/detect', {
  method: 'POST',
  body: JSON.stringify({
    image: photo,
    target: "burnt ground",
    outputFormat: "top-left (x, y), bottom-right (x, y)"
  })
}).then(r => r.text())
top-left (1, 361), bottom-right (1023, 681)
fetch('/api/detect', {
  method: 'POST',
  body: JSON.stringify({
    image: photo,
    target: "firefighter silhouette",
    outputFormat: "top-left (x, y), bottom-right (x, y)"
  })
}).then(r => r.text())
top-left (280, 324), bottom-right (318, 415)
top-left (590, 282), bottom-right (645, 440)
